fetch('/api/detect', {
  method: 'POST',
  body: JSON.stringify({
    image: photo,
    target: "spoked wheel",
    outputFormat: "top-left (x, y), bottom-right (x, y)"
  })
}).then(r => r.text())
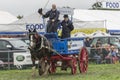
top-left (71, 57), bottom-right (77, 74)
top-left (78, 47), bottom-right (88, 73)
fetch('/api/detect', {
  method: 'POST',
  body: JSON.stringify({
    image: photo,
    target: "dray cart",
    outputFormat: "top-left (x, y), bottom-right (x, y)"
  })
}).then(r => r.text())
top-left (44, 33), bottom-right (88, 74)
top-left (37, 8), bottom-right (88, 74)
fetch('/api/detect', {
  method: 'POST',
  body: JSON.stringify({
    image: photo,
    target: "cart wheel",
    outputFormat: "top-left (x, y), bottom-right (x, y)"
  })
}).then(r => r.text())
top-left (71, 57), bottom-right (77, 74)
top-left (49, 62), bottom-right (56, 73)
top-left (78, 47), bottom-right (88, 73)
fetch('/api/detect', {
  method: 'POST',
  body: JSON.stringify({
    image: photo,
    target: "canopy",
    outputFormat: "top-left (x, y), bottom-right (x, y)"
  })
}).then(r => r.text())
top-left (0, 12), bottom-right (44, 35)
top-left (0, 11), bottom-right (17, 24)
top-left (1, 9), bottom-right (120, 35)
top-left (71, 32), bottom-right (88, 38)
top-left (73, 9), bottom-right (120, 30)
top-left (89, 31), bottom-right (111, 37)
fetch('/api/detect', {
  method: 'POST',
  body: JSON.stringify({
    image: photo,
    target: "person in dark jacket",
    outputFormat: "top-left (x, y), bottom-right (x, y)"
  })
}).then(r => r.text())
top-left (61, 14), bottom-right (74, 38)
top-left (38, 4), bottom-right (60, 33)
top-left (84, 37), bottom-right (91, 47)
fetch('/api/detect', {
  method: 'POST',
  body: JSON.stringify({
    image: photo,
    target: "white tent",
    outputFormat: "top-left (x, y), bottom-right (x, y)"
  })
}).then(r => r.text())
top-left (0, 11), bottom-right (17, 24)
top-left (0, 11), bottom-right (78, 34)
top-left (1, 9), bottom-right (120, 35)
top-left (0, 12), bottom-right (44, 35)
top-left (0, 11), bottom-right (18, 35)
top-left (73, 9), bottom-right (120, 30)
top-left (13, 13), bottom-right (43, 24)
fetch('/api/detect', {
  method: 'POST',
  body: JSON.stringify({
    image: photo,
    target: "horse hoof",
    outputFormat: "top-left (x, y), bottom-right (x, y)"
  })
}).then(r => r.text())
top-left (41, 73), bottom-right (48, 76)
top-left (32, 73), bottom-right (36, 77)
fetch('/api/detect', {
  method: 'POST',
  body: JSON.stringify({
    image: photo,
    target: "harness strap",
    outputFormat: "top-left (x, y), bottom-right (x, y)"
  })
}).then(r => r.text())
top-left (40, 37), bottom-right (44, 49)
top-left (37, 35), bottom-right (51, 52)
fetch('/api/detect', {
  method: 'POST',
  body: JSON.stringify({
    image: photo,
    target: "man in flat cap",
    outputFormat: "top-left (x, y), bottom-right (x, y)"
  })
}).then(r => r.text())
top-left (38, 4), bottom-right (60, 33)
top-left (61, 14), bottom-right (74, 38)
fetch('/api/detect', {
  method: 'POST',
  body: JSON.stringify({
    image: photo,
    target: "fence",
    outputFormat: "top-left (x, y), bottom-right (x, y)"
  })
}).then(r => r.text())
top-left (0, 50), bottom-right (32, 69)
top-left (88, 46), bottom-right (120, 64)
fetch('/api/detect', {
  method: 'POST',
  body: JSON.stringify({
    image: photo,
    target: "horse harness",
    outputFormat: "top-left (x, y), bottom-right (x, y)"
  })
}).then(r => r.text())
top-left (37, 35), bottom-right (51, 52)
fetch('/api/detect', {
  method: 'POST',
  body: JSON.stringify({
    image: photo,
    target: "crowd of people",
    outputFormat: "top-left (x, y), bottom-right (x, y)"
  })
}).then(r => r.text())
top-left (84, 37), bottom-right (120, 64)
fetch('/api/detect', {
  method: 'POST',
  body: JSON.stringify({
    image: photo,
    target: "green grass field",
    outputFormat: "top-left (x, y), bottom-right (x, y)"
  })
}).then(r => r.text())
top-left (0, 63), bottom-right (120, 80)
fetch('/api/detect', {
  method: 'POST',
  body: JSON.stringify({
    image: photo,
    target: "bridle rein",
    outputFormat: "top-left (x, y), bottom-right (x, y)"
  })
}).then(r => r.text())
top-left (29, 33), bottom-right (51, 52)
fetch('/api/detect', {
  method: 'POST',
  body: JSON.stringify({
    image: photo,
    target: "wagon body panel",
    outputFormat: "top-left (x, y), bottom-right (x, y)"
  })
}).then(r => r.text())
top-left (44, 33), bottom-right (84, 55)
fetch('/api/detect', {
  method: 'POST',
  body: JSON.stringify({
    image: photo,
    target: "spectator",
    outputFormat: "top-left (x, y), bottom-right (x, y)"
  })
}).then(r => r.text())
top-left (105, 45), bottom-right (119, 64)
top-left (94, 45), bottom-right (103, 64)
top-left (84, 37), bottom-right (91, 47)
top-left (96, 39), bottom-right (102, 47)
top-left (102, 44), bottom-right (111, 63)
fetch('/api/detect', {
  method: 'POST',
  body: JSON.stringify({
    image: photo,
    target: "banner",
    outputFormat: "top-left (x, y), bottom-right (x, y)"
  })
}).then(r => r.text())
top-left (44, 7), bottom-right (74, 15)
top-left (26, 23), bottom-right (45, 32)
top-left (68, 39), bottom-right (84, 51)
top-left (71, 28), bottom-right (107, 34)
top-left (108, 30), bottom-right (120, 35)
top-left (14, 52), bottom-right (32, 65)
top-left (14, 52), bottom-right (38, 65)
top-left (102, 1), bottom-right (120, 9)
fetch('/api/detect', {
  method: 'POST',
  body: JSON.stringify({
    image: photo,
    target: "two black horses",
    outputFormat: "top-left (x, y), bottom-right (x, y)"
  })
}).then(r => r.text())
top-left (28, 29), bottom-right (52, 76)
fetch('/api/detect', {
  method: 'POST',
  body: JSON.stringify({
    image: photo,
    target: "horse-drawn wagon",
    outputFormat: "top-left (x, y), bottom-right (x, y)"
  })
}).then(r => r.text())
top-left (44, 33), bottom-right (88, 74)
top-left (28, 8), bottom-right (88, 76)
top-left (28, 30), bottom-right (88, 76)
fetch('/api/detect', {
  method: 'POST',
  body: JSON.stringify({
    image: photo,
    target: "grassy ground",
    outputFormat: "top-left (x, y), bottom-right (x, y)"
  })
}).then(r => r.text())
top-left (0, 63), bottom-right (120, 80)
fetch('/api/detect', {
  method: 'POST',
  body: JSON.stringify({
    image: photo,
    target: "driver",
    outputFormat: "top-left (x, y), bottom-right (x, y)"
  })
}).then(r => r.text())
top-left (38, 4), bottom-right (60, 33)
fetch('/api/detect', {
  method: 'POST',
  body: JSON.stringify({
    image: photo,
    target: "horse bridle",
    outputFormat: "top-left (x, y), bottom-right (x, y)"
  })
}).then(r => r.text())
top-left (38, 35), bottom-right (51, 52)
top-left (29, 32), bottom-right (51, 53)
top-left (31, 34), bottom-right (44, 49)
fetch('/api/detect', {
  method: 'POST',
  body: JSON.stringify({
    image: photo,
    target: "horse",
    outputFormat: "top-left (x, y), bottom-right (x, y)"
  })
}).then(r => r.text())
top-left (28, 29), bottom-right (53, 76)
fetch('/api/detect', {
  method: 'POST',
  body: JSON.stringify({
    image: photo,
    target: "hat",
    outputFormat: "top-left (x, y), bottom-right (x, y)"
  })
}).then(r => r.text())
top-left (63, 14), bottom-right (68, 18)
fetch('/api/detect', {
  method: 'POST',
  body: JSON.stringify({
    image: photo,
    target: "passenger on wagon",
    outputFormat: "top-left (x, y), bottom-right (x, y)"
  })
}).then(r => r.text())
top-left (38, 4), bottom-right (60, 33)
top-left (61, 14), bottom-right (74, 39)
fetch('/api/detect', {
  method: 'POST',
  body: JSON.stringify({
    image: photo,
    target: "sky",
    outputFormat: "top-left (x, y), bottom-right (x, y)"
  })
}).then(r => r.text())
top-left (0, 0), bottom-right (119, 17)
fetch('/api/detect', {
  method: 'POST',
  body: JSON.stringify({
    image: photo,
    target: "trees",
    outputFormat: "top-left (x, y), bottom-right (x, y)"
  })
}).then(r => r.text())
top-left (92, 2), bottom-right (102, 9)
top-left (17, 15), bottom-right (23, 19)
